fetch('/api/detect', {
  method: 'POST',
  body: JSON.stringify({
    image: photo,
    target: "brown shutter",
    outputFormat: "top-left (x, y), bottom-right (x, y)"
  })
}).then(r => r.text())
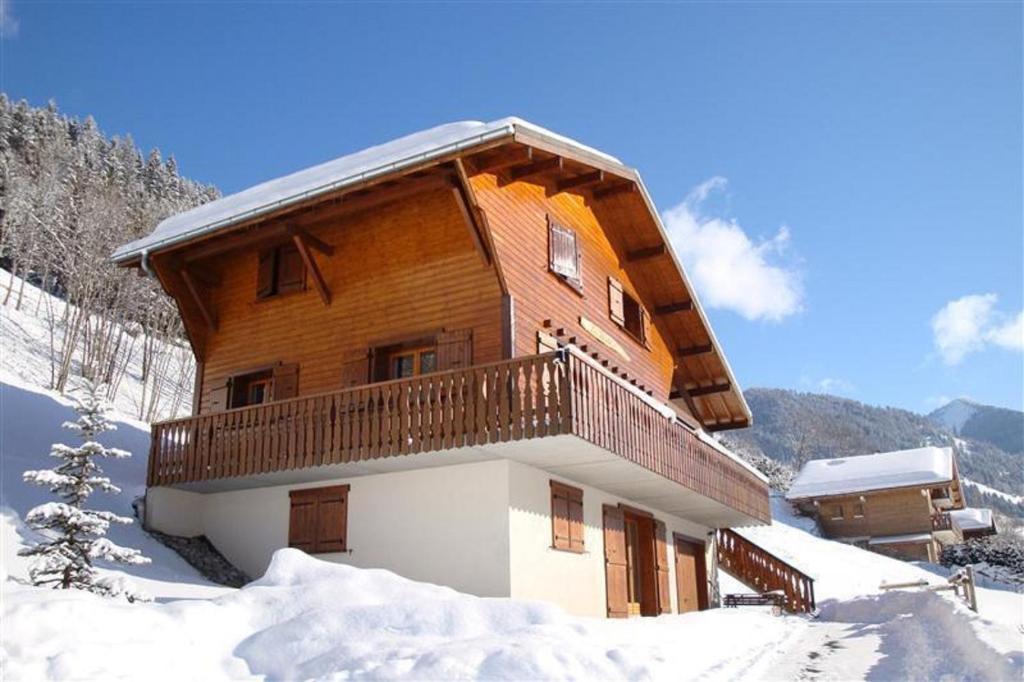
top-left (277, 245), bottom-right (305, 294)
top-left (316, 485), bottom-right (349, 553)
top-left (288, 490), bottom-right (318, 552)
top-left (603, 505), bottom-right (629, 618)
top-left (568, 493), bottom-right (585, 552)
top-left (608, 277), bottom-right (625, 325)
top-left (272, 363), bottom-right (299, 401)
top-left (207, 379), bottom-right (230, 413)
top-left (257, 249), bottom-right (275, 299)
top-left (436, 329), bottom-right (473, 371)
top-left (548, 218), bottom-right (579, 281)
top-left (340, 351), bottom-right (371, 388)
top-left (654, 520), bottom-right (672, 614)
top-left (552, 491), bottom-right (571, 550)
top-left (640, 305), bottom-right (652, 348)
top-left (289, 485), bottom-right (349, 554)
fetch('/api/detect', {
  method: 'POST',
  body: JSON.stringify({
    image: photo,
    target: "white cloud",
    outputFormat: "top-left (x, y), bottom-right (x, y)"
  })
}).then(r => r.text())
top-left (817, 377), bottom-right (856, 394)
top-left (0, 0), bottom-right (18, 38)
top-left (931, 294), bottom-right (1024, 365)
top-left (662, 177), bottom-right (803, 322)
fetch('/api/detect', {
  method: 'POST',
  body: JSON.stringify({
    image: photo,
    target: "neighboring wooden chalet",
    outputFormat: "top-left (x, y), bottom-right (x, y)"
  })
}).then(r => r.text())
top-left (115, 118), bottom-right (781, 618)
top-left (786, 446), bottom-right (966, 562)
top-left (949, 508), bottom-right (998, 540)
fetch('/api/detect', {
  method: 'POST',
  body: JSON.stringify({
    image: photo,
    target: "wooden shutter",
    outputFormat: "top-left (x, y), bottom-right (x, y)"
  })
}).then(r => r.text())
top-left (654, 520), bottom-right (672, 614)
top-left (272, 363), bottom-right (299, 401)
top-left (207, 379), bottom-right (230, 413)
top-left (548, 218), bottom-right (580, 282)
top-left (289, 484), bottom-right (349, 554)
top-left (288, 491), bottom-right (318, 552)
top-left (568, 489), bottom-right (585, 552)
top-left (340, 351), bottom-right (371, 388)
top-left (603, 505), bottom-right (629, 618)
top-left (257, 249), bottom-right (276, 299)
top-left (550, 481), bottom-right (583, 552)
top-left (277, 245), bottom-right (305, 294)
top-left (608, 277), bottom-right (625, 325)
top-left (640, 305), bottom-right (652, 348)
top-left (436, 329), bottom-right (473, 371)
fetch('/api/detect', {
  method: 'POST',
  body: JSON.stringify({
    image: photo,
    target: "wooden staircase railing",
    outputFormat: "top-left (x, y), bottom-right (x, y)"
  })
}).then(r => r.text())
top-left (716, 528), bottom-right (816, 613)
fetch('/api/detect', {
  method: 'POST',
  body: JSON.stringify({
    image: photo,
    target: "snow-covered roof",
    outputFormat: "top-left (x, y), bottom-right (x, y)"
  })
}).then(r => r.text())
top-left (950, 508), bottom-right (994, 531)
top-left (868, 532), bottom-right (934, 545)
top-left (112, 117), bottom-right (622, 262)
top-left (786, 446), bottom-right (955, 500)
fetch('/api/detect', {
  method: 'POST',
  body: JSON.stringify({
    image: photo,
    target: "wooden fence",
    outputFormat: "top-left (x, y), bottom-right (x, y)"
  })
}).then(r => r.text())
top-left (716, 527), bottom-right (816, 613)
top-left (148, 351), bottom-right (770, 522)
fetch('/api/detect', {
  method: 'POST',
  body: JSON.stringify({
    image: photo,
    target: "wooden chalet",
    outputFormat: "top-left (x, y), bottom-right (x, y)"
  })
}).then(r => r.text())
top-left (787, 446), bottom-right (966, 562)
top-left (115, 118), bottom-right (788, 618)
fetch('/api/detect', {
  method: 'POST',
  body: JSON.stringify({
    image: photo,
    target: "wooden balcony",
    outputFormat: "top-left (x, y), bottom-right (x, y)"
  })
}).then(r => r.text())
top-left (148, 350), bottom-right (769, 523)
top-left (716, 528), bottom-right (816, 613)
top-left (931, 512), bottom-right (953, 532)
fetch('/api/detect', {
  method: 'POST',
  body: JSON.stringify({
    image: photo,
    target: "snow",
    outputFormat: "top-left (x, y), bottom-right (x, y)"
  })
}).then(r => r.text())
top-left (950, 507), bottom-right (995, 531)
top-left (787, 446), bottom-right (954, 500)
top-left (868, 532), bottom-right (934, 545)
top-left (929, 398), bottom-right (980, 433)
top-left (112, 117), bottom-right (623, 263)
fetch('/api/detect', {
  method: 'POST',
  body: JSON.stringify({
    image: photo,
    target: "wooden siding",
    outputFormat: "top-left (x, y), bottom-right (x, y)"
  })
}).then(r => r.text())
top-left (179, 187), bottom-right (504, 413)
top-left (147, 352), bottom-right (770, 523)
top-left (808, 488), bottom-right (935, 540)
top-left (470, 172), bottom-right (683, 411)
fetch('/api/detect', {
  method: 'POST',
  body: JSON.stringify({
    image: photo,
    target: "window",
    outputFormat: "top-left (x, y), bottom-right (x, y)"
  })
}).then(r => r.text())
top-left (288, 485), bottom-right (349, 554)
top-left (551, 480), bottom-right (584, 552)
top-left (830, 504), bottom-right (845, 521)
top-left (389, 347), bottom-right (437, 379)
top-left (257, 244), bottom-right (305, 299)
top-left (229, 369), bottom-right (273, 408)
top-left (548, 216), bottom-right (582, 292)
top-left (853, 502), bottom-right (865, 518)
top-left (608, 277), bottom-right (650, 346)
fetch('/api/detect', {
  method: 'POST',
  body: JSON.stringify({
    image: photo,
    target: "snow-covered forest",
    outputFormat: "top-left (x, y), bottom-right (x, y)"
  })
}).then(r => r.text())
top-left (0, 97), bottom-right (217, 420)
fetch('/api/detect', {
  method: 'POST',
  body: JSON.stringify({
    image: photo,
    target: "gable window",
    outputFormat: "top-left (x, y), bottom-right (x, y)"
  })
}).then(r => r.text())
top-left (548, 216), bottom-right (582, 293)
top-left (608, 277), bottom-right (650, 347)
top-left (288, 485), bottom-right (349, 554)
top-left (830, 504), bottom-right (845, 521)
top-left (550, 480), bottom-right (584, 552)
top-left (257, 244), bottom-right (306, 299)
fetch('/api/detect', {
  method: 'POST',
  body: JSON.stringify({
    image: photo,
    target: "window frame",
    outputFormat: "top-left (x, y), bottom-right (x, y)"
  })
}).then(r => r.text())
top-left (388, 346), bottom-right (438, 379)
top-left (550, 480), bottom-right (585, 553)
top-left (853, 502), bottom-right (865, 519)
top-left (229, 368), bottom-right (274, 409)
top-left (830, 504), bottom-right (845, 521)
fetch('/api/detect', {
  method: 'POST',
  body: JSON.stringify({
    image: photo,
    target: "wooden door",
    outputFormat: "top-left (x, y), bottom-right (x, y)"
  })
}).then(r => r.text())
top-left (603, 505), bottom-right (628, 618)
top-left (674, 535), bottom-right (708, 613)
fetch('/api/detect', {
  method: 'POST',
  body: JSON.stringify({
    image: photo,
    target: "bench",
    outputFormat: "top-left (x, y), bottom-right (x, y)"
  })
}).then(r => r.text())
top-left (723, 592), bottom-right (786, 609)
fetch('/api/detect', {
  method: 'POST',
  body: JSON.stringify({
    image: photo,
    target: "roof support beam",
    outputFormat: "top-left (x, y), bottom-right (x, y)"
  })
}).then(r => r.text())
top-left (553, 170), bottom-right (604, 194)
top-left (626, 244), bottom-right (667, 262)
top-left (288, 226), bottom-right (334, 256)
top-left (501, 156), bottom-right (563, 185)
top-left (180, 268), bottom-right (217, 331)
top-left (687, 382), bottom-right (731, 398)
top-left (677, 343), bottom-right (714, 357)
top-left (592, 182), bottom-right (636, 201)
top-left (291, 231), bottom-right (331, 306)
top-left (468, 146), bottom-right (533, 174)
top-left (451, 185), bottom-right (491, 266)
top-left (655, 301), bottom-right (693, 315)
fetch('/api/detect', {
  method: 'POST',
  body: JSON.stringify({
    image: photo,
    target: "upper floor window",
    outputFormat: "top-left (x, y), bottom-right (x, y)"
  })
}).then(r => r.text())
top-left (830, 504), bottom-right (845, 521)
top-left (608, 277), bottom-right (650, 347)
top-left (853, 502), bottom-right (865, 518)
top-left (231, 369), bottom-right (273, 408)
top-left (257, 244), bottom-right (305, 299)
top-left (548, 216), bottom-right (582, 293)
top-left (390, 347), bottom-right (437, 379)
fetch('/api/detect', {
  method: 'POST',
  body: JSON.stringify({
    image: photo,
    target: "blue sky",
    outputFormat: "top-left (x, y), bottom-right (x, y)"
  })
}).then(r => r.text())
top-left (4, 1), bottom-right (1021, 412)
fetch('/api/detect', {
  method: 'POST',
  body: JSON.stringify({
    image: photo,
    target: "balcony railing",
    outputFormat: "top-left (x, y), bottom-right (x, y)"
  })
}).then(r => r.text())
top-left (148, 350), bottom-right (769, 522)
top-left (931, 512), bottom-right (954, 532)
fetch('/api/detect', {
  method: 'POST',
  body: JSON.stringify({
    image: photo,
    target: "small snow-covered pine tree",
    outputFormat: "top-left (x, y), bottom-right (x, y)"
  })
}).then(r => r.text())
top-left (19, 380), bottom-right (151, 599)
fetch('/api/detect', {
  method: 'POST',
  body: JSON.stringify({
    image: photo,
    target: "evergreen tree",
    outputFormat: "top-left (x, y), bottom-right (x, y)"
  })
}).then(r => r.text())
top-left (19, 379), bottom-right (151, 599)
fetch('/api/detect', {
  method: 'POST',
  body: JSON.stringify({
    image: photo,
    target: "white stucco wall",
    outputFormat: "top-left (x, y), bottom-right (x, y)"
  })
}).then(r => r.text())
top-left (506, 460), bottom-right (716, 618)
top-left (147, 457), bottom-right (719, 618)
top-left (146, 459), bottom-right (513, 598)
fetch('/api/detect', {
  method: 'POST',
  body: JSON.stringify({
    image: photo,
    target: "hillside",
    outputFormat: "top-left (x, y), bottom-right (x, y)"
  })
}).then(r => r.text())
top-left (722, 389), bottom-right (1024, 517)
top-left (929, 398), bottom-right (1024, 455)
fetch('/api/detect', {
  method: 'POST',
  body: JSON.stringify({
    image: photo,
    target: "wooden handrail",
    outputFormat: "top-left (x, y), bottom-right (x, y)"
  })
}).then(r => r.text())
top-left (146, 352), bottom-right (770, 523)
top-left (715, 528), bottom-right (816, 613)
